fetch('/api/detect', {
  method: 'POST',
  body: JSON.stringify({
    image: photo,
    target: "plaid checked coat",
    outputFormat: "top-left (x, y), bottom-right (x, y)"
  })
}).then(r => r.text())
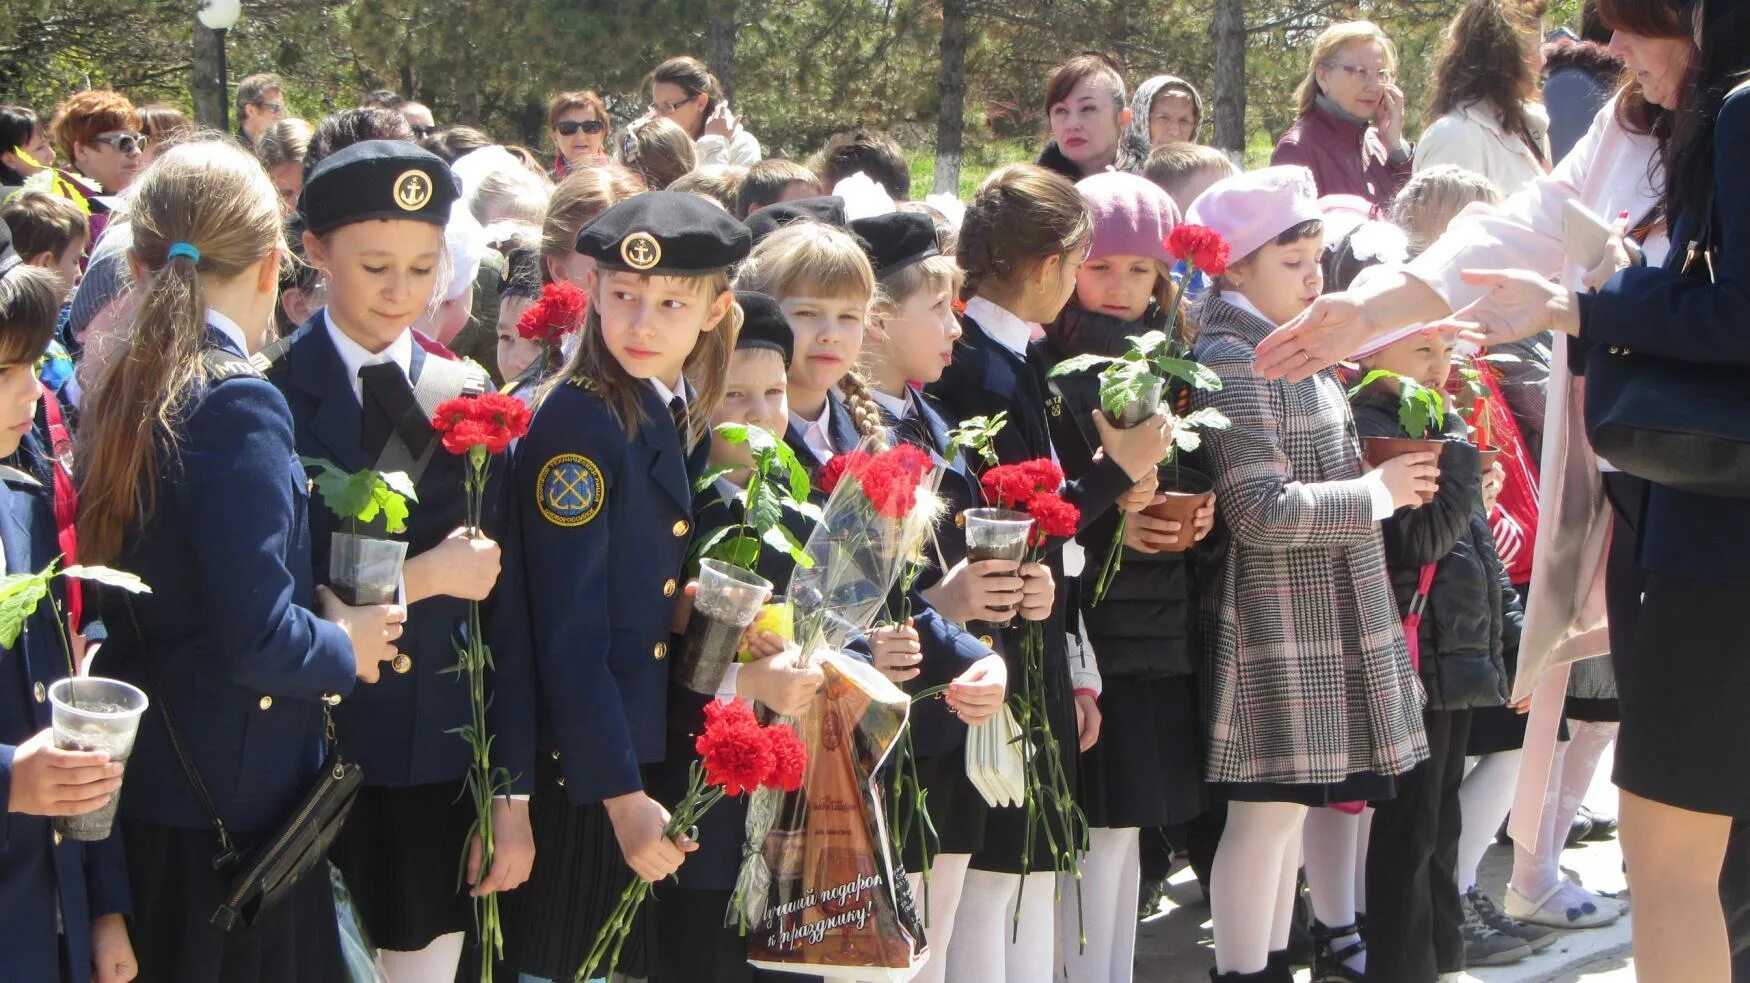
top-left (1190, 296), bottom-right (1429, 786)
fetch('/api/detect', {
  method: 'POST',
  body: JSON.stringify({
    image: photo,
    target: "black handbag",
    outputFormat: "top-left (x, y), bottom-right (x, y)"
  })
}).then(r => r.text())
top-left (127, 600), bottom-right (363, 931)
top-left (1582, 194), bottom-right (1750, 497)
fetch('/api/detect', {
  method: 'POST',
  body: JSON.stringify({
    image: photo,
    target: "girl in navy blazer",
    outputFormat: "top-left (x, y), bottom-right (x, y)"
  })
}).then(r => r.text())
top-left (0, 264), bottom-right (135, 983)
top-left (74, 141), bottom-right (402, 983)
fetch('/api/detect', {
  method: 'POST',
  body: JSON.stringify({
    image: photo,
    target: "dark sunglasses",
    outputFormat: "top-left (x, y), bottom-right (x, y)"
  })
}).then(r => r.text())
top-left (555, 119), bottom-right (606, 136)
top-left (410, 124), bottom-right (437, 139)
top-left (93, 132), bottom-right (147, 155)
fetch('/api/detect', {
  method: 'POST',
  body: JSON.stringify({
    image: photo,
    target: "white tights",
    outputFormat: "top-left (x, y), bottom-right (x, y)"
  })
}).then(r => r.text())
top-left (1303, 807), bottom-right (1369, 972)
top-left (906, 853), bottom-right (971, 983)
top-left (376, 931), bottom-right (465, 982)
top-left (946, 869), bottom-right (1057, 983)
top-left (1512, 721), bottom-right (1618, 899)
top-left (1210, 801), bottom-right (1308, 974)
top-left (1057, 826), bottom-right (1141, 983)
top-left (1456, 749), bottom-right (1522, 892)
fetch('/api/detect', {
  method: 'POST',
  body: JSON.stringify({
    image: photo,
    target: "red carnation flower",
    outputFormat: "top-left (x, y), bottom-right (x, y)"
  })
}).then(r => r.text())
top-left (432, 392), bottom-right (533, 456)
top-left (818, 451), bottom-right (870, 495)
top-left (1025, 491), bottom-right (1080, 546)
top-left (979, 463), bottom-right (1036, 511)
top-left (764, 721), bottom-right (808, 792)
top-left (516, 281), bottom-right (589, 346)
top-left (1019, 459), bottom-right (1064, 496)
top-left (695, 699), bottom-right (777, 797)
top-left (1166, 224), bottom-right (1231, 277)
top-left (854, 445), bottom-right (933, 519)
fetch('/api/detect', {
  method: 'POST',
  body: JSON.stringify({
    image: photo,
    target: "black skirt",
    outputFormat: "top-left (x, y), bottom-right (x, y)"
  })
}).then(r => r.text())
top-left (1080, 673), bottom-right (1207, 829)
top-left (328, 780), bottom-right (475, 952)
top-left (1216, 770), bottom-right (1398, 807)
top-left (1613, 570), bottom-right (1750, 817)
top-left (124, 818), bottom-right (347, 983)
top-left (500, 755), bottom-right (652, 980)
top-left (969, 642), bottom-right (1079, 875)
top-left (900, 747), bottom-right (988, 867)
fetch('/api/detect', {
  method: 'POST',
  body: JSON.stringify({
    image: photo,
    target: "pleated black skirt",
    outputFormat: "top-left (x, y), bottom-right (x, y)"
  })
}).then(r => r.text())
top-left (124, 818), bottom-right (347, 983)
top-left (969, 641), bottom-right (1079, 875)
top-left (900, 747), bottom-right (989, 867)
top-left (1080, 673), bottom-right (1208, 829)
top-left (501, 755), bottom-right (651, 980)
top-left (328, 780), bottom-right (474, 952)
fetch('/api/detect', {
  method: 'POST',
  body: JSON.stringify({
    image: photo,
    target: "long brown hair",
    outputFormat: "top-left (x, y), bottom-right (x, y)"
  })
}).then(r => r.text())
top-left (77, 140), bottom-right (283, 563)
top-left (956, 163), bottom-right (1092, 302)
top-left (539, 272), bottom-right (741, 447)
top-left (1428, 0), bottom-right (1550, 162)
top-left (1595, 0), bottom-right (1687, 136)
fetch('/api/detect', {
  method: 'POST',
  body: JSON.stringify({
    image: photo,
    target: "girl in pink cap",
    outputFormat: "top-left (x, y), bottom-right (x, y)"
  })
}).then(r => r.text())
top-left (1186, 165), bottom-right (1435, 983)
top-left (1034, 170), bottom-right (1218, 982)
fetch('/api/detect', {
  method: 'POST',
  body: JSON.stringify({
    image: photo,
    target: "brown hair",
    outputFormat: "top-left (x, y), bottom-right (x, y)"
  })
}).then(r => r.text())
top-left (1213, 220), bottom-right (1324, 294)
top-left (1, 190), bottom-right (89, 262)
top-left (1142, 142), bottom-right (1239, 203)
top-left (1390, 164), bottom-right (1502, 256)
top-left (235, 73), bottom-right (285, 114)
top-left (1294, 21), bottom-right (1400, 117)
top-left (542, 273), bottom-right (741, 444)
top-left (78, 140), bottom-right (284, 563)
top-left (956, 163), bottom-right (1093, 301)
top-left (735, 159), bottom-right (818, 218)
top-left (647, 56), bottom-right (724, 123)
top-left (548, 90), bottom-right (609, 129)
top-left (419, 125), bottom-right (492, 163)
top-left (1595, 0), bottom-right (1687, 136)
top-left (49, 90), bottom-right (139, 161)
top-left (670, 165), bottom-right (747, 213)
top-left (809, 129), bottom-right (911, 201)
top-left (621, 117), bottom-right (697, 190)
top-left (1427, 0), bottom-right (1550, 164)
top-left (538, 165), bottom-right (646, 282)
top-left (256, 117), bottom-right (313, 171)
top-left (0, 265), bottom-right (65, 365)
top-left (138, 104), bottom-right (193, 153)
top-left (1044, 53), bottom-right (1127, 113)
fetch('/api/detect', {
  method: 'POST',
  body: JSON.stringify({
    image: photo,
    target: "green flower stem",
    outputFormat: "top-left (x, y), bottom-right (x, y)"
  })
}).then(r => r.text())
top-left (458, 450), bottom-right (511, 982)
top-left (1089, 515), bottom-right (1127, 607)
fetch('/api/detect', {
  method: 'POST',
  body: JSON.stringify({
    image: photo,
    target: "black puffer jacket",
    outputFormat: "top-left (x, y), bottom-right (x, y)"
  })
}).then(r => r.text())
top-left (1035, 303), bottom-right (1222, 680)
top-left (1036, 132), bottom-right (1151, 182)
top-left (1352, 390), bottom-right (1516, 710)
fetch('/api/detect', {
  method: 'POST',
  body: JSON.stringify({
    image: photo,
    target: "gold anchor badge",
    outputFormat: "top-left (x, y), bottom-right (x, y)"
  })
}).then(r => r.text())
top-left (621, 231), bottom-right (662, 271)
top-left (393, 170), bottom-right (433, 211)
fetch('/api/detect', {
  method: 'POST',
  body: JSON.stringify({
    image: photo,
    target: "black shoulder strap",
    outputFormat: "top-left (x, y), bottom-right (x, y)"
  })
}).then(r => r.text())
top-left (247, 334), bottom-right (294, 376)
top-left (373, 356), bottom-right (487, 482)
top-left (202, 347), bottom-right (262, 383)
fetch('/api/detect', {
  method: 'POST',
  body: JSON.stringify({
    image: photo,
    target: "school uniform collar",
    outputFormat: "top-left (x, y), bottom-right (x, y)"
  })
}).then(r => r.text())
top-left (323, 309), bottom-right (414, 403)
top-left (205, 309), bottom-right (250, 357)
top-left (963, 296), bottom-right (1035, 358)
top-left (648, 374), bottom-right (687, 408)
top-left (870, 386), bottom-right (911, 422)
top-left (1219, 290), bottom-right (1277, 329)
top-left (789, 398), bottom-right (835, 464)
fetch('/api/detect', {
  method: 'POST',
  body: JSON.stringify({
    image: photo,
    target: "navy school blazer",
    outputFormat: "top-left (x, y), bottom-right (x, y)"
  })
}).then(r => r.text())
top-left (266, 314), bottom-right (534, 793)
top-left (99, 327), bottom-right (357, 832)
top-left (504, 379), bottom-right (708, 805)
top-left (0, 465), bottom-right (129, 983)
top-left (782, 387), bottom-right (861, 475)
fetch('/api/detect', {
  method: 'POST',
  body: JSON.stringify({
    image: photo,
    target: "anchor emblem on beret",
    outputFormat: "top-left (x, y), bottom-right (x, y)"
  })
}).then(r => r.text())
top-left (621, 231), bottom-right (662, 271)
top-left (393, 170), bottom-right (434, 211)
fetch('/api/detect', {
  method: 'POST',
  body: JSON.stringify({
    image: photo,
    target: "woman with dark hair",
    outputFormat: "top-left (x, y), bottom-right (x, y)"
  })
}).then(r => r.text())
top-left (645, 55), bottom-right (762, 166)
top-left (1272, 21), bottom-right (1413, 210)
top-left (1037, 53), bottom-right (1149, 179)
top-left (1255, 1), bottom-right (1747, 976)
top-left (1414, 0), bottom-right (1552, 197)
top-left (0, 106), bottom-right (56, 190)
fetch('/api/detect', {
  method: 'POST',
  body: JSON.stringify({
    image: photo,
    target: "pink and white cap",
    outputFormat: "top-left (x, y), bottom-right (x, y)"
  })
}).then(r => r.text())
top-left (1185, 165), bottom-right (1323, 262)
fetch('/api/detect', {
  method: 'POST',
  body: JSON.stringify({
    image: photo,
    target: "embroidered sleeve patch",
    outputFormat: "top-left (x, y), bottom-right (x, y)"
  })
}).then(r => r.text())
top-left (537, 453), bottom-right (605, 527)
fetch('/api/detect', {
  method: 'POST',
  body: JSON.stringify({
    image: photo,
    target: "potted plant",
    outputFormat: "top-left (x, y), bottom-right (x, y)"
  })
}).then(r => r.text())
top-left (1453, 354), bottom-right (1521, 474)
top-left (1348, 369), bottom-right (1448, 503)
top-left (678, 423), bottom-right (819, 696)
top-left (1047, 330), bottom-right (1231, 597)
top-left (301, 459), bottom-right (418, 606)
top-left (0, 560), bottom-right (151, 840)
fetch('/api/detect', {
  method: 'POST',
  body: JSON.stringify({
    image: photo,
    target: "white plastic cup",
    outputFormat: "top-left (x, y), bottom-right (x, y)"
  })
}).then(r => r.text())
top-left (49, 676), bottom-right (148, 841)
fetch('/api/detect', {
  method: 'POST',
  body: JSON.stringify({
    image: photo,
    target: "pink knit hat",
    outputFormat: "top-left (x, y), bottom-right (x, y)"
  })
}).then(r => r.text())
top-left (1185, 165), bottom-right (1323, 262)
top-left (1075, 171), bottom-right (1181, 265)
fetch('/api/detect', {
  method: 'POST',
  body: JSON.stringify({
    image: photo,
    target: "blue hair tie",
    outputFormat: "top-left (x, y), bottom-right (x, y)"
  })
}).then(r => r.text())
top-left (166, 242), bottom-right (200, 264)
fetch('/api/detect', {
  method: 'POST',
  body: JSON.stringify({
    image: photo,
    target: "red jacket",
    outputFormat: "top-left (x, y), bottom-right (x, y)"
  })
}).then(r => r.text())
top-left (1272, 100), bottom-right (1413, 214)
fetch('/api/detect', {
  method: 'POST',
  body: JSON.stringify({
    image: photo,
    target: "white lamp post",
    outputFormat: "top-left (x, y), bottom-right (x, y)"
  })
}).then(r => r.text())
top-left (197, 0), bottom-right (243, 132)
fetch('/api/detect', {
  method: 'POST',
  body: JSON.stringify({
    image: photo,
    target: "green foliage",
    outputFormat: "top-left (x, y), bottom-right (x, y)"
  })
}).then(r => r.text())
top-left (301, 458), bottom-right (417, 535)
top-left (0, 561), bottom-right (149, 668)
top-left (1048, 331), bottom-right (1230, 459)
top-left (1349, 369), bottom-right (1448, 439)
top-left (946, 412), bottom-right (1007, 468)
top-left (691, 423), bottom-right (816, 572)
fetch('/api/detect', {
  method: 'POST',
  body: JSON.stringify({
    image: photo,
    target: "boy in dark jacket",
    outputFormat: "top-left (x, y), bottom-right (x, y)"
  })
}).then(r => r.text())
top-left (1349, 327), bottom-right (1521, 982)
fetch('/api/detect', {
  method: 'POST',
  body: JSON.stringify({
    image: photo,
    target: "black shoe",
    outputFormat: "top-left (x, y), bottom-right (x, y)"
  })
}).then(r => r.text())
top-left (1284, 874), bottom-right (1313, 966)
top-left (1210, 968), bottom-right (1276, 982)
top-left (1566, 812), bottom-right (1595, 846)
top-left (1267, 949), bottom-right (1295, 983)
top-left (1138, 874), bottom-right (1166, 920)
top-left (1310, 921), bottom-right (1367, 982)
top-left (1459, 893), bottom-right (1536, 967)
top-left (1579, 805), bottom-right (1619, 841)
top-left (1467, 887), bottom-right (1558, 952)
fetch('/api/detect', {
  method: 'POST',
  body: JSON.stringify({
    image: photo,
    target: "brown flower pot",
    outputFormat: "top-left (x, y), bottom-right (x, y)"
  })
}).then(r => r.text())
top-left (1140, 467), bottom-right (1215, 553)
top-left (1478, 446), bottom-right (1500, 473)
top-left (1361, 436), bottom-right (1445, 505)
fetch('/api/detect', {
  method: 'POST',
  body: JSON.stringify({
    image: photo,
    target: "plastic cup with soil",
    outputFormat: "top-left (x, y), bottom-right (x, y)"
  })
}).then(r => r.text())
top-left (49, 676), bottom-right (148, 841)
top-left (962, 508), bottom-right (1034, 618)
top-left (328, 532), bottom-right (409, 606)
top-left (1361, 436), bottom-right (1445, 505)
top-left (677, 559), bottom-right (775, 696)
top-left (1103, 378), bottom-right (1164, 430)
top-left (1141, 466), bottom-right (1216, 553)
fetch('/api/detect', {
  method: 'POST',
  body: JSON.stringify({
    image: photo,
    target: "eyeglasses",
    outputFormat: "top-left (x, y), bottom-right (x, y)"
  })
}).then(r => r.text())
top-left (649, 94), bottom-right (697, 115)
top-left (1331, 65), bottom-right (1395, 85)
top-left (92, 132), bottom-right (148, 155)
top-left (254, 100), bottom-right (285, 114)
top-left (410, 124), bottom-right (436, 139)
top-left (555, 119), bottom-right (606, 136)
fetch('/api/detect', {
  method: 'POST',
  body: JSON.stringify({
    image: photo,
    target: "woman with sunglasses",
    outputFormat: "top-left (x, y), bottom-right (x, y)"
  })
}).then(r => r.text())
top-left (46, 90), bottom-right (144, 265)
top-left (1272, 20), bottom-right (1413, 211)
top-left (548, 90), bottom-right (612, 180)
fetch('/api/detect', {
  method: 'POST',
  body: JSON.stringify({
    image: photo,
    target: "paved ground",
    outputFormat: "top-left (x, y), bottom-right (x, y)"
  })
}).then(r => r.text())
top-left (1135, 757), bottom-right (1632, 982)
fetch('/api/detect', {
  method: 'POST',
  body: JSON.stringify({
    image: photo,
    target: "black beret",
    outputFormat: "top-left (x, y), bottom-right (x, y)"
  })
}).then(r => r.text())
top-left (299, 140), bottom-right (460, 236)
top-left (849, 211), bottom-right (940, 279)
top-left (743, 195), bottom-right (848, 244)
top-left (501, 247), bottom-right (543, 300)
top-left (0, 217), bottom-right (18, 278)
top-left (733, 290), bottom-right (792, 367)
top-left (576, 191), bottom-right (751, 276)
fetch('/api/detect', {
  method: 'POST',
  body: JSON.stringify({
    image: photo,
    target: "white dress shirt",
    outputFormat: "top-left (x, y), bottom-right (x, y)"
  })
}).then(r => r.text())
top-left (206, 309), bottom-right (250, 355)
top-left (324, 310), bottom-right (414, 405)
top-left (869, 386), bottom-right (911, 423)
top-left (963, 296), bottom-right (1034, 359)
top-left (788, 400), bottom-right (835, 464)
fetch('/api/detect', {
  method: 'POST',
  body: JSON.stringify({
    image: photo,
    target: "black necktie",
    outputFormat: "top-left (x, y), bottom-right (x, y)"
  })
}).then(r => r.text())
top-left (359, 362), bottom-right (427, 460)
top-left (668, 395), bottom-right (688, 444)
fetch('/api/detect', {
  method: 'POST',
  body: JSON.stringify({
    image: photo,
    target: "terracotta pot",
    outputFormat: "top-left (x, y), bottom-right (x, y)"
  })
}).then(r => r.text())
top-left (1140, 467), bottom-right (1215, 553)
top-left (1361, 436), bottom-right (1445, 505)
top-left (1478, 446), bottom-right (1500, 473)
